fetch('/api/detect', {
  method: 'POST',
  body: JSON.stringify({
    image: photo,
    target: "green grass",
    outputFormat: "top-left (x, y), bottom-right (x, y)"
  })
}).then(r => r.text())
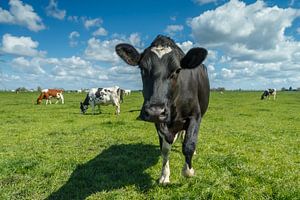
top-left (0, 91), bottom-right (299, 199)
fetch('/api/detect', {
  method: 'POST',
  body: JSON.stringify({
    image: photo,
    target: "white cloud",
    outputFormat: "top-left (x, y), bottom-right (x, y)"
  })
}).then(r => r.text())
top-left (190, 0), bottom-right (300, 51)
top-left (189, 0), bottom-right (300, 89)
top-left (164, 25), bottom-right (184, 36)
top-left (84, 37), bottom-right (121, 62)
top-left (194, 0), bottom-right (218, 5)
top-left (84, 17), bottom-right (102, 29)
top-left (46, 0), bottom-right (66, 20)
top-left (84, 33), bottom-right (143, 62)
top-left (69, 31), bottom-right (80, 47)
top-left (51, 56), bottom-right (108, 80)
top-left (128, 33), bottom-right (143, 47)
top-left (176, 41), bottom-right (195, 53)
top-left (1, 34), bottom-right (46, 57)
top-left (92, 27), bottom-right (108, 36)
top-left (0, 0), bottom-right (45, 31)
top-left (11, 57), bottom-right (46, 74)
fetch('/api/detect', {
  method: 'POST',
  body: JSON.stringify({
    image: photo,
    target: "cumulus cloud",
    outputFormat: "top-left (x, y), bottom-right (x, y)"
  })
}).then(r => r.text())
top-left (69, 31), bottom-right (80, 47)
top-left (0, 0), bottom-right (45, 31)
top-left (84, 33), bottom-right (143, 62)
top-left (194, 0), bottom-right (218, 5)
top-left (84, 38), bottom-right (121, 62)
top-left (164, 25), bottom-right (184, 36)
top-left (1, 34), bottom-right (46, 57)
top-left (189, 0), bottom-right (300, 89)
top-left (176, 41), bottom-right (195, 53)
top-left (190, 0), bottom-right (300, 52)
top-left (84, 17), bottom-right (102, 29)
top-left (92, 27), bottom-right (108, 36)
top-left (11, 57), bottom-right (46, 74)
top-left (46, 0), bottom-right (66, 20)
top-left (51, 56), bottom-right (108, 81)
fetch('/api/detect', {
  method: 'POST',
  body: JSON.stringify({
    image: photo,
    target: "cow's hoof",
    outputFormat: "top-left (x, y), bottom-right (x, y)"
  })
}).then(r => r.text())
top-left (159, 176), bottom-right (170, 185)
top-left (182, 165), bottom-right (194, 178)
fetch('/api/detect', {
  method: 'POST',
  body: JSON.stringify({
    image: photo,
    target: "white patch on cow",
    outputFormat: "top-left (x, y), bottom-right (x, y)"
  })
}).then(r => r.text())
top-left (182, 163), bottom-right (195, 178)
top-left (151, 46), bottom-right (172, 59)
top-left (42, 89), bottom-right (49, 93)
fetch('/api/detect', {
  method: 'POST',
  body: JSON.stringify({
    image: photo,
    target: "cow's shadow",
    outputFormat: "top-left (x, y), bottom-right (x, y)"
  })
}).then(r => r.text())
top-left (47, 143), bottom-right (160, 200)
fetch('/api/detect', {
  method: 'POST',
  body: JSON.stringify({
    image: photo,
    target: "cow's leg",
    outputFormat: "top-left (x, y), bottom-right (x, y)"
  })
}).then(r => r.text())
top-left (182, 117), bottom-right (200, 178)
top-left (158, 134), bottom-right (171, 185)
top-left (60, 94), bottom-right (64, 104)
top-left (155, 124), bottom-right (172, 185)
top-left (113, 98), bottom-right (120, 115)
top-left (98, 104), bottom-right (101, 113)
top-left (115, 104), bottom-right (120, 115)
top-left (91, 102), bottom-right (95, 114)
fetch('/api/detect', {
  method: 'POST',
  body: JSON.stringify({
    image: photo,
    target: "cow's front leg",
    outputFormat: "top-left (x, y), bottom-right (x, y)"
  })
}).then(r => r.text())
top-left (98, 104), bottom-right (101, 114)
top-left (115, 104), bottom-right (120, 115)
top-left (182, 117), bottom-right (200, 178)
top-left (158, 134), bottom-right (172, 185)
top-left (156, 124), bottom-right (173, 185)
top-left (91, 102), bottom-right (95, 115)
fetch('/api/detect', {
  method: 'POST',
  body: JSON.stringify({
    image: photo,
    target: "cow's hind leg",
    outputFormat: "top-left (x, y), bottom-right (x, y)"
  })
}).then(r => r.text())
top-left (182, 118), bottom-right (200, 178)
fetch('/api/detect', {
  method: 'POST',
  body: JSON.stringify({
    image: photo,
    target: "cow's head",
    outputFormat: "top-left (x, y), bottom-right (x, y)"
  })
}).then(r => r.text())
top-left (37, 99), bottom-right (42, 104)
top-left (116, 35), bottom-right (207, 123)
top-left (80, 102), bottom-right (88, 114)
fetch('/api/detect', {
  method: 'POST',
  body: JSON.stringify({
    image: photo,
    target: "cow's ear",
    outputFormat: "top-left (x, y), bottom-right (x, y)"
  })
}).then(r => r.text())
top-left (116, 43), bottom-right (140, 66)
top-left (180, 47), bottom-right (208, 69)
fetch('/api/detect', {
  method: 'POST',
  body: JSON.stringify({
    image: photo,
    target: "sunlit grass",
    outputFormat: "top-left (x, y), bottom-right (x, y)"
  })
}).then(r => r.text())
top-left (0, 91), bottom-right (299, 199)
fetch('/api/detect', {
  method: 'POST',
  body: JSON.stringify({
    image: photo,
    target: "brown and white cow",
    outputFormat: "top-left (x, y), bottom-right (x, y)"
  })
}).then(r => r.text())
top-left (37, 89), bottom-right (64, 105)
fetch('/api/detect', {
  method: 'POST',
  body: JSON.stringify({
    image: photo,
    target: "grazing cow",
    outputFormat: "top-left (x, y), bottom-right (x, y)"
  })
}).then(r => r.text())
top-left (116, 35), bottom-right (210, 184)
top-left (261, 88), bottom-right (276, 100)
top-left (80, 86), bottom-right (121, 115)
top-left (37, 89), bottom-right (64, 105)
top-left (124, 89), bottom-right (131, 95)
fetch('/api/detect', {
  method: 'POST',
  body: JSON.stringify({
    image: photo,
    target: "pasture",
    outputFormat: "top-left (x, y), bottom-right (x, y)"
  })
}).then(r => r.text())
top-left (0, 91), bottom-right (299, 199)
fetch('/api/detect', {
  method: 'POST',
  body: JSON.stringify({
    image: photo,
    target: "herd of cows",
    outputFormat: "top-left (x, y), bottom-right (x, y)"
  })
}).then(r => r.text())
top-left (36, 87), bottom-right (130, 115)
top-left (34, 35), bottom-right (276, 185)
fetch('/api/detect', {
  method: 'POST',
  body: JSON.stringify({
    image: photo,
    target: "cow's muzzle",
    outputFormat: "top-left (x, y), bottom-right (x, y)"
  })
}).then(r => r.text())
top-left (139, 105), bottom-right (168, 123)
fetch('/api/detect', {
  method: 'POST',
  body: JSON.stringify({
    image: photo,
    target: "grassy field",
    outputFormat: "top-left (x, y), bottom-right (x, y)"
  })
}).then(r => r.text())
top-left (0, 91), bottom-right (299, 199)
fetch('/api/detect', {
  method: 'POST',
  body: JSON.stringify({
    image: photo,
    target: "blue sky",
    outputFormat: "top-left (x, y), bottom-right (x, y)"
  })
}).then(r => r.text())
top-left (1, 0), bottom-right (300, 90)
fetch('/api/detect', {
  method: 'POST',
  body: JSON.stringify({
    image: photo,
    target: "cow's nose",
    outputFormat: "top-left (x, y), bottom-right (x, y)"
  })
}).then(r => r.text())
top-left (145, 106), bottom-right (167, 117)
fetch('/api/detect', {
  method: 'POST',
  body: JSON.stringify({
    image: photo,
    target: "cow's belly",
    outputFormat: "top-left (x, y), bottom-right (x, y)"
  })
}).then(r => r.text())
top-left (92, 99), bottom-right (115, 106)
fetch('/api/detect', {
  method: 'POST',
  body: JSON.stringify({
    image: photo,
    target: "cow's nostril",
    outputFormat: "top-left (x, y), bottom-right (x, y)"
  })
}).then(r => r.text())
top-left (160, 108), bottom-right (166, 116)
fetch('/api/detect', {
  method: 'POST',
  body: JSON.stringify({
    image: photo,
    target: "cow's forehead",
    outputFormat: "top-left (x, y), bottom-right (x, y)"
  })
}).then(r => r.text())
top-left (150, 45), bottom-right (172, 59)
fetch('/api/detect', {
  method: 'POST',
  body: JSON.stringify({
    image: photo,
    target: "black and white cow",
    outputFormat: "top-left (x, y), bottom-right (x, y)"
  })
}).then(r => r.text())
top-left (261, 88), bottom-right (276, 100)
top-left (80, 86), bottom-right (121, 115)
top-left (116, 35), bottom-right (210, 184)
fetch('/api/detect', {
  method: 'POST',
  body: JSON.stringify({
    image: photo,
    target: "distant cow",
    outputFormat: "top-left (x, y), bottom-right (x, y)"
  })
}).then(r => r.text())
top-left (80, 86), bottom-right (121, 115)
top-left (124, 89), bottom-right (131, 95)
top-left (261, 88), bottom-right (276, 100)
top-left (37, 89), bottom-right (64, 105)
top-left (116, 35), bottom-right (210, 184)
